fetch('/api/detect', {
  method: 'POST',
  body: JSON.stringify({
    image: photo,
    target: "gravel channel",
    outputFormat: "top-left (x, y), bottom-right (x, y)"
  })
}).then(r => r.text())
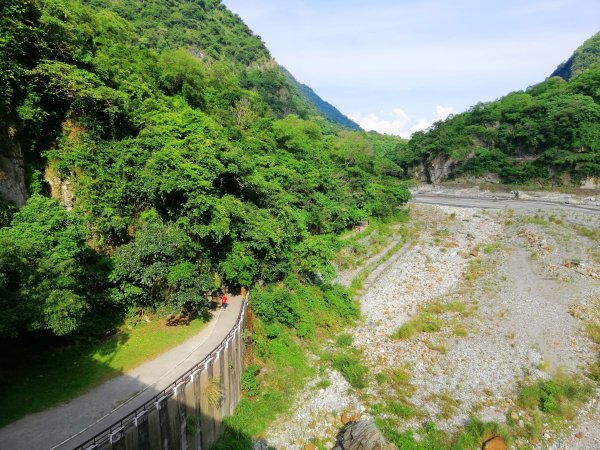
top-left (260, 203), bottom-right (600, 450)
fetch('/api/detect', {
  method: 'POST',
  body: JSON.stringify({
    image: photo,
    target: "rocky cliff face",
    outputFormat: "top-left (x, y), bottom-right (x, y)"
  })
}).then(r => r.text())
top-left (419, 155), bottom-right (461, 184)
top-left (581, 176), bottom-right (599, 190)
top-left (0, 130), bottom-right (27, 207)
top-left (45, 166), bottom-right (75, 210)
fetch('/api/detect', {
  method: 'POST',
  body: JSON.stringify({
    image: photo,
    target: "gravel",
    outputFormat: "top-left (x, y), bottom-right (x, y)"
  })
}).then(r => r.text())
top-left (261, 369), bottom-right (365, 450)
top-left (259, 203), bottom-right (600, 450)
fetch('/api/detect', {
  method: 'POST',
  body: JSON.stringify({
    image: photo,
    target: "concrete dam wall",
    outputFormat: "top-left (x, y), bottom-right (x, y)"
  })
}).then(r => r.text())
top-left (74, 297), bottom-right (248, 450)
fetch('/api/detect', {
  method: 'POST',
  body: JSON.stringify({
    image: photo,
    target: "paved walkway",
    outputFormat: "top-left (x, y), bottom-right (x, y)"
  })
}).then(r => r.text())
top-left (0, 296), bottom-right (244, 450)
top-left (411, 193), bottom-right (600, 214)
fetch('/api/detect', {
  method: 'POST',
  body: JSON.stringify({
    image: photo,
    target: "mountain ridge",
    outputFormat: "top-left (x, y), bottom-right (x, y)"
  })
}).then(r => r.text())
top-left (404, 30), bottom-right (600, 186)
top-left (551, 32), bottom-right (600, 81)
top-left (281, 66), bottom-right (362, 131)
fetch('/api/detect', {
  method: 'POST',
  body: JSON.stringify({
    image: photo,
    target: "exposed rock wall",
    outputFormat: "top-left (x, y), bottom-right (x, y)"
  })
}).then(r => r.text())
top-left (582, 176), bottom-right (599, 190)
top-left (0, 130), bottom-right (27, 206)
top-left (45, 166), bottom-right (75, 210)
top-left (419, 155), bottom-right (461, 184)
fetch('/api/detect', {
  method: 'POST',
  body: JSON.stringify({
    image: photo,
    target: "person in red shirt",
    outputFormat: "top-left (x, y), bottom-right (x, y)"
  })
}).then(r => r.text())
top-left (221, 293), bottom-right (227, 309)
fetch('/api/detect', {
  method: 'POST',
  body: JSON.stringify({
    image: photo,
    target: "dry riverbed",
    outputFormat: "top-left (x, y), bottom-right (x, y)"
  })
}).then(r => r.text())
top-left (260, 203), bottom-right (600, 450)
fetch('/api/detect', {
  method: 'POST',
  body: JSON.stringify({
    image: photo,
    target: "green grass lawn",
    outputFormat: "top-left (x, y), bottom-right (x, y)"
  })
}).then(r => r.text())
top-left (0, 315), bottom-right (209, 427)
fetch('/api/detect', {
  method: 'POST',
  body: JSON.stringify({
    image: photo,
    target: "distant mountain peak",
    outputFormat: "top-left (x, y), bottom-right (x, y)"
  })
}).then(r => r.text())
top-left (280, 67), bottom-right (362, 131)
top-left (551, 31), bottom-right (600, 80)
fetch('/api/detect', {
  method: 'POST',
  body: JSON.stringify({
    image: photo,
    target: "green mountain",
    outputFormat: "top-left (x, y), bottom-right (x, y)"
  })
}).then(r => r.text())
top-left (405, 31), bottom-right (600, 185)
top-left (281, 67), bottom-right (362, 131)
top-left (0, 0), bottom-right (408, 339)
top-left (551, 32), bottom-right (600, 81)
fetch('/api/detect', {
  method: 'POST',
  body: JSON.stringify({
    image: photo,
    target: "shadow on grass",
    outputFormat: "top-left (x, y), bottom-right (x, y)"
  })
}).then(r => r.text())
top-left (212, 426), bottom-right (257, 450)
top-left (0, 326), bottom-right (129, 428)
top-left (0, 307), bottom-right (227, 450)
top-left (0, 306), bottom-right (212, 429)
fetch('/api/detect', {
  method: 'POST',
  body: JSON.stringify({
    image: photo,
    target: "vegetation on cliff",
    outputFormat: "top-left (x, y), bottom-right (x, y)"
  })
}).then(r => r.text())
top-left (0, 0), bottom-right (409, 428)
top-left (551, 32), bottom-right (600, 81)
top-left (406, 32), bottom-right (600, 185)
top-left (0, 0), bottom-right (408, 340)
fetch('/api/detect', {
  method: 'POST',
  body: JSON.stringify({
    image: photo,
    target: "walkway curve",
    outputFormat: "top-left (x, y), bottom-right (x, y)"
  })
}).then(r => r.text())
top-left (0, 295), bottom-right (246, 450)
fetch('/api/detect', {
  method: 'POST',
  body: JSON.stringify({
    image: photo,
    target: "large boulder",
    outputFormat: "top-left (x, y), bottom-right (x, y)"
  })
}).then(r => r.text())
top-left (332, 420), bottom-right (397, 450)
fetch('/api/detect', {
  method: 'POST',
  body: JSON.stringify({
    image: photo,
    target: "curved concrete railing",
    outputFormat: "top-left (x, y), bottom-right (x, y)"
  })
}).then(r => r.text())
top-left (73, 292), bottom-right (249, 450)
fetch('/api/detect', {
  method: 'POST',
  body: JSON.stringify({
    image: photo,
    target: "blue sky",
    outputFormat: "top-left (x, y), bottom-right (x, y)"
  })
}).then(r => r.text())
top-left (222, 0), bottom-right (599, 137)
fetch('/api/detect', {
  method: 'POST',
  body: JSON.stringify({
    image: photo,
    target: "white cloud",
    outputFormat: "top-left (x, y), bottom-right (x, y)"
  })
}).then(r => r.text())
top-left (434, 105), bottom-right (455, 120)
top-left (350, 106), bottom-right (455, 138)
top-left (223, 0), bottom-right (598, 133)
top-left (348, 109), bottom-right (410, 136)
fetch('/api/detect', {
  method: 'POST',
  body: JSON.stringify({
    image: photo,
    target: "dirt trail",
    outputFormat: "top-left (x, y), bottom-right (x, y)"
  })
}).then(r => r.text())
top-left (500, 246), bottom-right (585, 371)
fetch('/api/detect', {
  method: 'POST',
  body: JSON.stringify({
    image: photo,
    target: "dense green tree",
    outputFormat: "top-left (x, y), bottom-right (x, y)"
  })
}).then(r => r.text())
top-left (110, 212), bottom-right (213, 313)
top-left (0, 196), bottom-right (93, 337)
top-left (0, 0), bottom-right (410, 340)
top-left (0, 0), bottom-right (41, 126)
top-left (405, 50), bottom-right (600, 184)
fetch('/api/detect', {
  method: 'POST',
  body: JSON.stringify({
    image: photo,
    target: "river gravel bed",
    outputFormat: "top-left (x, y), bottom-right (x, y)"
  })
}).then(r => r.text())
top-left (260, 204), bottom-right (600, 450)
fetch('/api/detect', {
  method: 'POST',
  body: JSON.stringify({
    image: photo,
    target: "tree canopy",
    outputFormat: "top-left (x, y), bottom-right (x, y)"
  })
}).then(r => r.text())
top-left (0, 0), bottom-right (409, 338)
top-left (406, 50), bottom-right (600, 184)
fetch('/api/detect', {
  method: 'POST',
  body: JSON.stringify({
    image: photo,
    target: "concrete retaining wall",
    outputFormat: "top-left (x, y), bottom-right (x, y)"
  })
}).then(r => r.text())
top-left (75, 297), bottom-right (248, 450)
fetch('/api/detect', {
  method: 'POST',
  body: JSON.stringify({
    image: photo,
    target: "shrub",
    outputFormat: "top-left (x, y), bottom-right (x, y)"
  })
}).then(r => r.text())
top-left (330, 352), bottom-right (369, 389)
top-left (386, 401), bottom-right (416, 418)
top-left (375, 372), bottom-right (387, 385)
top-left (392, 314), bottom-right (443, 339)
top-left (518, 372), bottom-right (594, 417)
top-left (250, 277), bottom-right (358, 342)
top-left (241, 364), bottom-right (261, 397)
top-left (336, 334), bottom-right (353, 347)
top-left (589, 361), bottom-right (600, 382)
top-left (392, 322), bottom-right (417, 339)
top-left (451, 417), bottom-right (510, 450)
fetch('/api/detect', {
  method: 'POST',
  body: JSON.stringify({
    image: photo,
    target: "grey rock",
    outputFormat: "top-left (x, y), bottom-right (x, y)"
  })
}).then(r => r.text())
top-left (419, 155), bottom-right (462, 184)
top-left (0, 131), bottom-right (27, 206)
top-left (334, 420), bottom-right (398, 450)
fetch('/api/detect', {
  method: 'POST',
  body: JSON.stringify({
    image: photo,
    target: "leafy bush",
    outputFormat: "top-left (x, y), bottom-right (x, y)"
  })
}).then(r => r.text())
top-left (0, 195), bottom-right (98, 337)
top-left (336, 334), bottom-right (353, 347)
top-left (0, 200), bottom-right (15, 228)
top-left (241, 364), bottom-right (261, 397)
top-left (110, 213), bottom-right (212, 313)
top-left (518, 373), bottom-right (594, 416)
top-left (386, 401), bottom-right (416, 418)
top-left (589, 361), bottom-right (600, 382)
top-left (251, 277), bottom-right (358, 339)
top-left (375, 372), bottom-right (388, 385)
top-left (451, 417), bottom-right (510, 450)
top-left (392, 313), bottom-right (443, 340)
top-left (393, 322), bottom-right (417, 340)
top-left (329, 351), bottom-right (369, 389)
top-left (376, 419), bottom-right (446, 450)
top-left (251, 284), bottom-right (301, 328)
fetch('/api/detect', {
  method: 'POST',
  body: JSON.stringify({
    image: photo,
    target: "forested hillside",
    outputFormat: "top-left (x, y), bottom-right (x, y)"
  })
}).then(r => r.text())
top-left (281, 67), bottom-right (362, 131)
top-left (552, 32), bottom-right (600, 81)
top-left (406, 32), bottom-right (600, 185)
top-left (0, 0), bottom-right (409, 340)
